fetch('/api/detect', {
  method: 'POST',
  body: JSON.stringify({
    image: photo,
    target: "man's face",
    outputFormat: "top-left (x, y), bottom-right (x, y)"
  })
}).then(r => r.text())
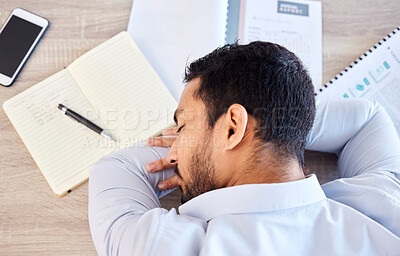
top-left (171, 78), bottom-right (218, 203)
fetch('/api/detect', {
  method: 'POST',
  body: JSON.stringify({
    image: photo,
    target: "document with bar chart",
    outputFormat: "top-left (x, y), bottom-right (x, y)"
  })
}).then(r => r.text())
top-left (240, 0), bottom-right (322, 88)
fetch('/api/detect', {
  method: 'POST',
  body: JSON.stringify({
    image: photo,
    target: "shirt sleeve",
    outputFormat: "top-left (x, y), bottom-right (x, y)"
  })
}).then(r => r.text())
top-left (88, 142), bottom-right (175, 255)
top-left (306, 99), bottom-right (400, 236)
top-left (306, 99), bottom-right (400, 177)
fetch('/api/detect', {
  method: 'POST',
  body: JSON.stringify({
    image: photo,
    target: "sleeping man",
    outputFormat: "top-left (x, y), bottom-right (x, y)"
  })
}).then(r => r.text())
top-left (88, 41), bottom-right (400, 255)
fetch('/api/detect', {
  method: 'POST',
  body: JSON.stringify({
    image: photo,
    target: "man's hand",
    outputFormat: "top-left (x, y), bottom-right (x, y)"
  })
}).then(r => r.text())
top-left (146, 127), bottom-right (180, 191)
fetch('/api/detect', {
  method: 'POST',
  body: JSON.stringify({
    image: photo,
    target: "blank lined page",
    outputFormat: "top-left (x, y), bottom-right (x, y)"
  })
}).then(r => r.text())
top-left (3, 70), bottom-right (115, 196)
top-left (68, 32), bottom-right (178, 148)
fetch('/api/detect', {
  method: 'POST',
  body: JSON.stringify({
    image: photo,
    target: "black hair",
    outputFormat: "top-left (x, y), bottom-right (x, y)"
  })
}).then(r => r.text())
top-left (184, 41), bottom-right (315, 170)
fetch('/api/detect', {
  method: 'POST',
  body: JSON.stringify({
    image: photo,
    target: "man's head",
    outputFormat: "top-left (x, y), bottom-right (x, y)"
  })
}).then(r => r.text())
top-left (170, 41), bottom-right (315, 204)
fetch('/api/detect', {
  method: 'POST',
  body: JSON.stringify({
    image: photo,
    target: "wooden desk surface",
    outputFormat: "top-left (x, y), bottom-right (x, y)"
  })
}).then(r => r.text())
top-left (1, 0), bottom-right (399, 255)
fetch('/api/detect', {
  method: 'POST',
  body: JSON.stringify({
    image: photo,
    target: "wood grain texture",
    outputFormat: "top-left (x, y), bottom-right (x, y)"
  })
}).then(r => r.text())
top-left (0, 0), bottom-right (399, 255)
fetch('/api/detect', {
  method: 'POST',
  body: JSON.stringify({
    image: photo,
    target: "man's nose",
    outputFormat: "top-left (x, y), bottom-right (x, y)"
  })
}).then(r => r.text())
top-left (167, 138), bottom-right (178, 164)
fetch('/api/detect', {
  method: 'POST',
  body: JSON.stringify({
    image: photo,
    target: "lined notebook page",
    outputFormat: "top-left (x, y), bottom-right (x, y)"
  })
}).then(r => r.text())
top-left (3, 70), bottom-right (115, 196)
top-left (68, 32), bottom-right (178, 148)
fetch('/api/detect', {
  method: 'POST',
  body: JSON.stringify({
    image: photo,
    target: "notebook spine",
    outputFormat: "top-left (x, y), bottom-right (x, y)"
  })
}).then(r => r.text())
top-left (225, 0), bottom-right (230, 44)
top-left (315, 26), bottom-right (400, 96)
top-left (225, 0), bottom-right (241, 44)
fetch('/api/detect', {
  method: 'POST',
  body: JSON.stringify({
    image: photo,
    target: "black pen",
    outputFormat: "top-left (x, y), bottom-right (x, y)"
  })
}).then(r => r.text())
top-left (58, 104), bottom-right (116, 141)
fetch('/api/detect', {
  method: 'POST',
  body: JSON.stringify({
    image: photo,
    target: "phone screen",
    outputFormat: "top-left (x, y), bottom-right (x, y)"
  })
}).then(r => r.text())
top-left (0, 15), bottom-right (43, 77)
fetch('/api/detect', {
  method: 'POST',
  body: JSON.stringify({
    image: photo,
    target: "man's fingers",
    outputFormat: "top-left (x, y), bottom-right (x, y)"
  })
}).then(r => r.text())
top-left (304, 165), bottom-right (310, 175)
top-left (146, 157), bottom-right (176, 172)
top-left (147, 136), bottom-right (176, 147)
top-left (157, 175), bottom-right (180, 191)
top-left (162, 126), bottom-right (178, 136)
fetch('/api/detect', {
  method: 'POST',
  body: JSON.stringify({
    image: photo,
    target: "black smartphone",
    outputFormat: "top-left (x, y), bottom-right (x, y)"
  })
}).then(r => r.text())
top-left (0, 8), bottom-right (49, 86)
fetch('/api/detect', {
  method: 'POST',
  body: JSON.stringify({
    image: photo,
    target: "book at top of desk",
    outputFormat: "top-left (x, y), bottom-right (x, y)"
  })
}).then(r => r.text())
top-left (316, 27), bottom-right (400, 137)
top-left (3, 32), bottom-right (178, 197)
top-left (127, 0), bottom-right (322, 101)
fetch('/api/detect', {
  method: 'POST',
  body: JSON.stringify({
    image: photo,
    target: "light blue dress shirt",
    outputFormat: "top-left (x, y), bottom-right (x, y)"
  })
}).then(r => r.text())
top-left (89, 99), bottom-right (400, 255)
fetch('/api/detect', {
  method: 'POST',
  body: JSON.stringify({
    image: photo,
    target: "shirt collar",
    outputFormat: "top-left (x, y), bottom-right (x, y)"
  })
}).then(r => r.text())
top-left (178, 174), bottom-right (326, 221)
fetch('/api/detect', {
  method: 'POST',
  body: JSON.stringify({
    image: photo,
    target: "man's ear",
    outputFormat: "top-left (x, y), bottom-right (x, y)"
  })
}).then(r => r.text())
top-left (225, 104), bottom-right (248, 150)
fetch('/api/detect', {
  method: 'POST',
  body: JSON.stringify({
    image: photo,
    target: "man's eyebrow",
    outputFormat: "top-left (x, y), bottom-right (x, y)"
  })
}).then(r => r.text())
top-left (174, 108), bottom-right (184, 125)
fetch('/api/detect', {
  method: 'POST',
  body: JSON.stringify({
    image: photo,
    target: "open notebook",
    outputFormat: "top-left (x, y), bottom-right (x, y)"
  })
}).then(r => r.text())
top-left (3, 32), bottom-right (178, 197)
top-left (127, 0), bottom-right (321, 100)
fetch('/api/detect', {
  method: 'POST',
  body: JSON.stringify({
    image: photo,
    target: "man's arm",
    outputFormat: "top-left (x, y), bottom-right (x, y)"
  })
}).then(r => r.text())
top-left (89, 142), bottom-right (206, 256)
top-left (89, 143), bottom-right (173, 255)
top-left (306, 99), bottom-right (400, 235)
top-left (307, 99), bottom-right (400, 177)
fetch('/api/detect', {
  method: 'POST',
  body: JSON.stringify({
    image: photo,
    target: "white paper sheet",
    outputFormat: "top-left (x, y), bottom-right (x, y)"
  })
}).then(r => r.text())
top-left (127, 0), bottom-right (229, 101)
top-left (317, 28), bottom-right (400, 136)
top-left (240, 0), bottom-right (322, 88)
